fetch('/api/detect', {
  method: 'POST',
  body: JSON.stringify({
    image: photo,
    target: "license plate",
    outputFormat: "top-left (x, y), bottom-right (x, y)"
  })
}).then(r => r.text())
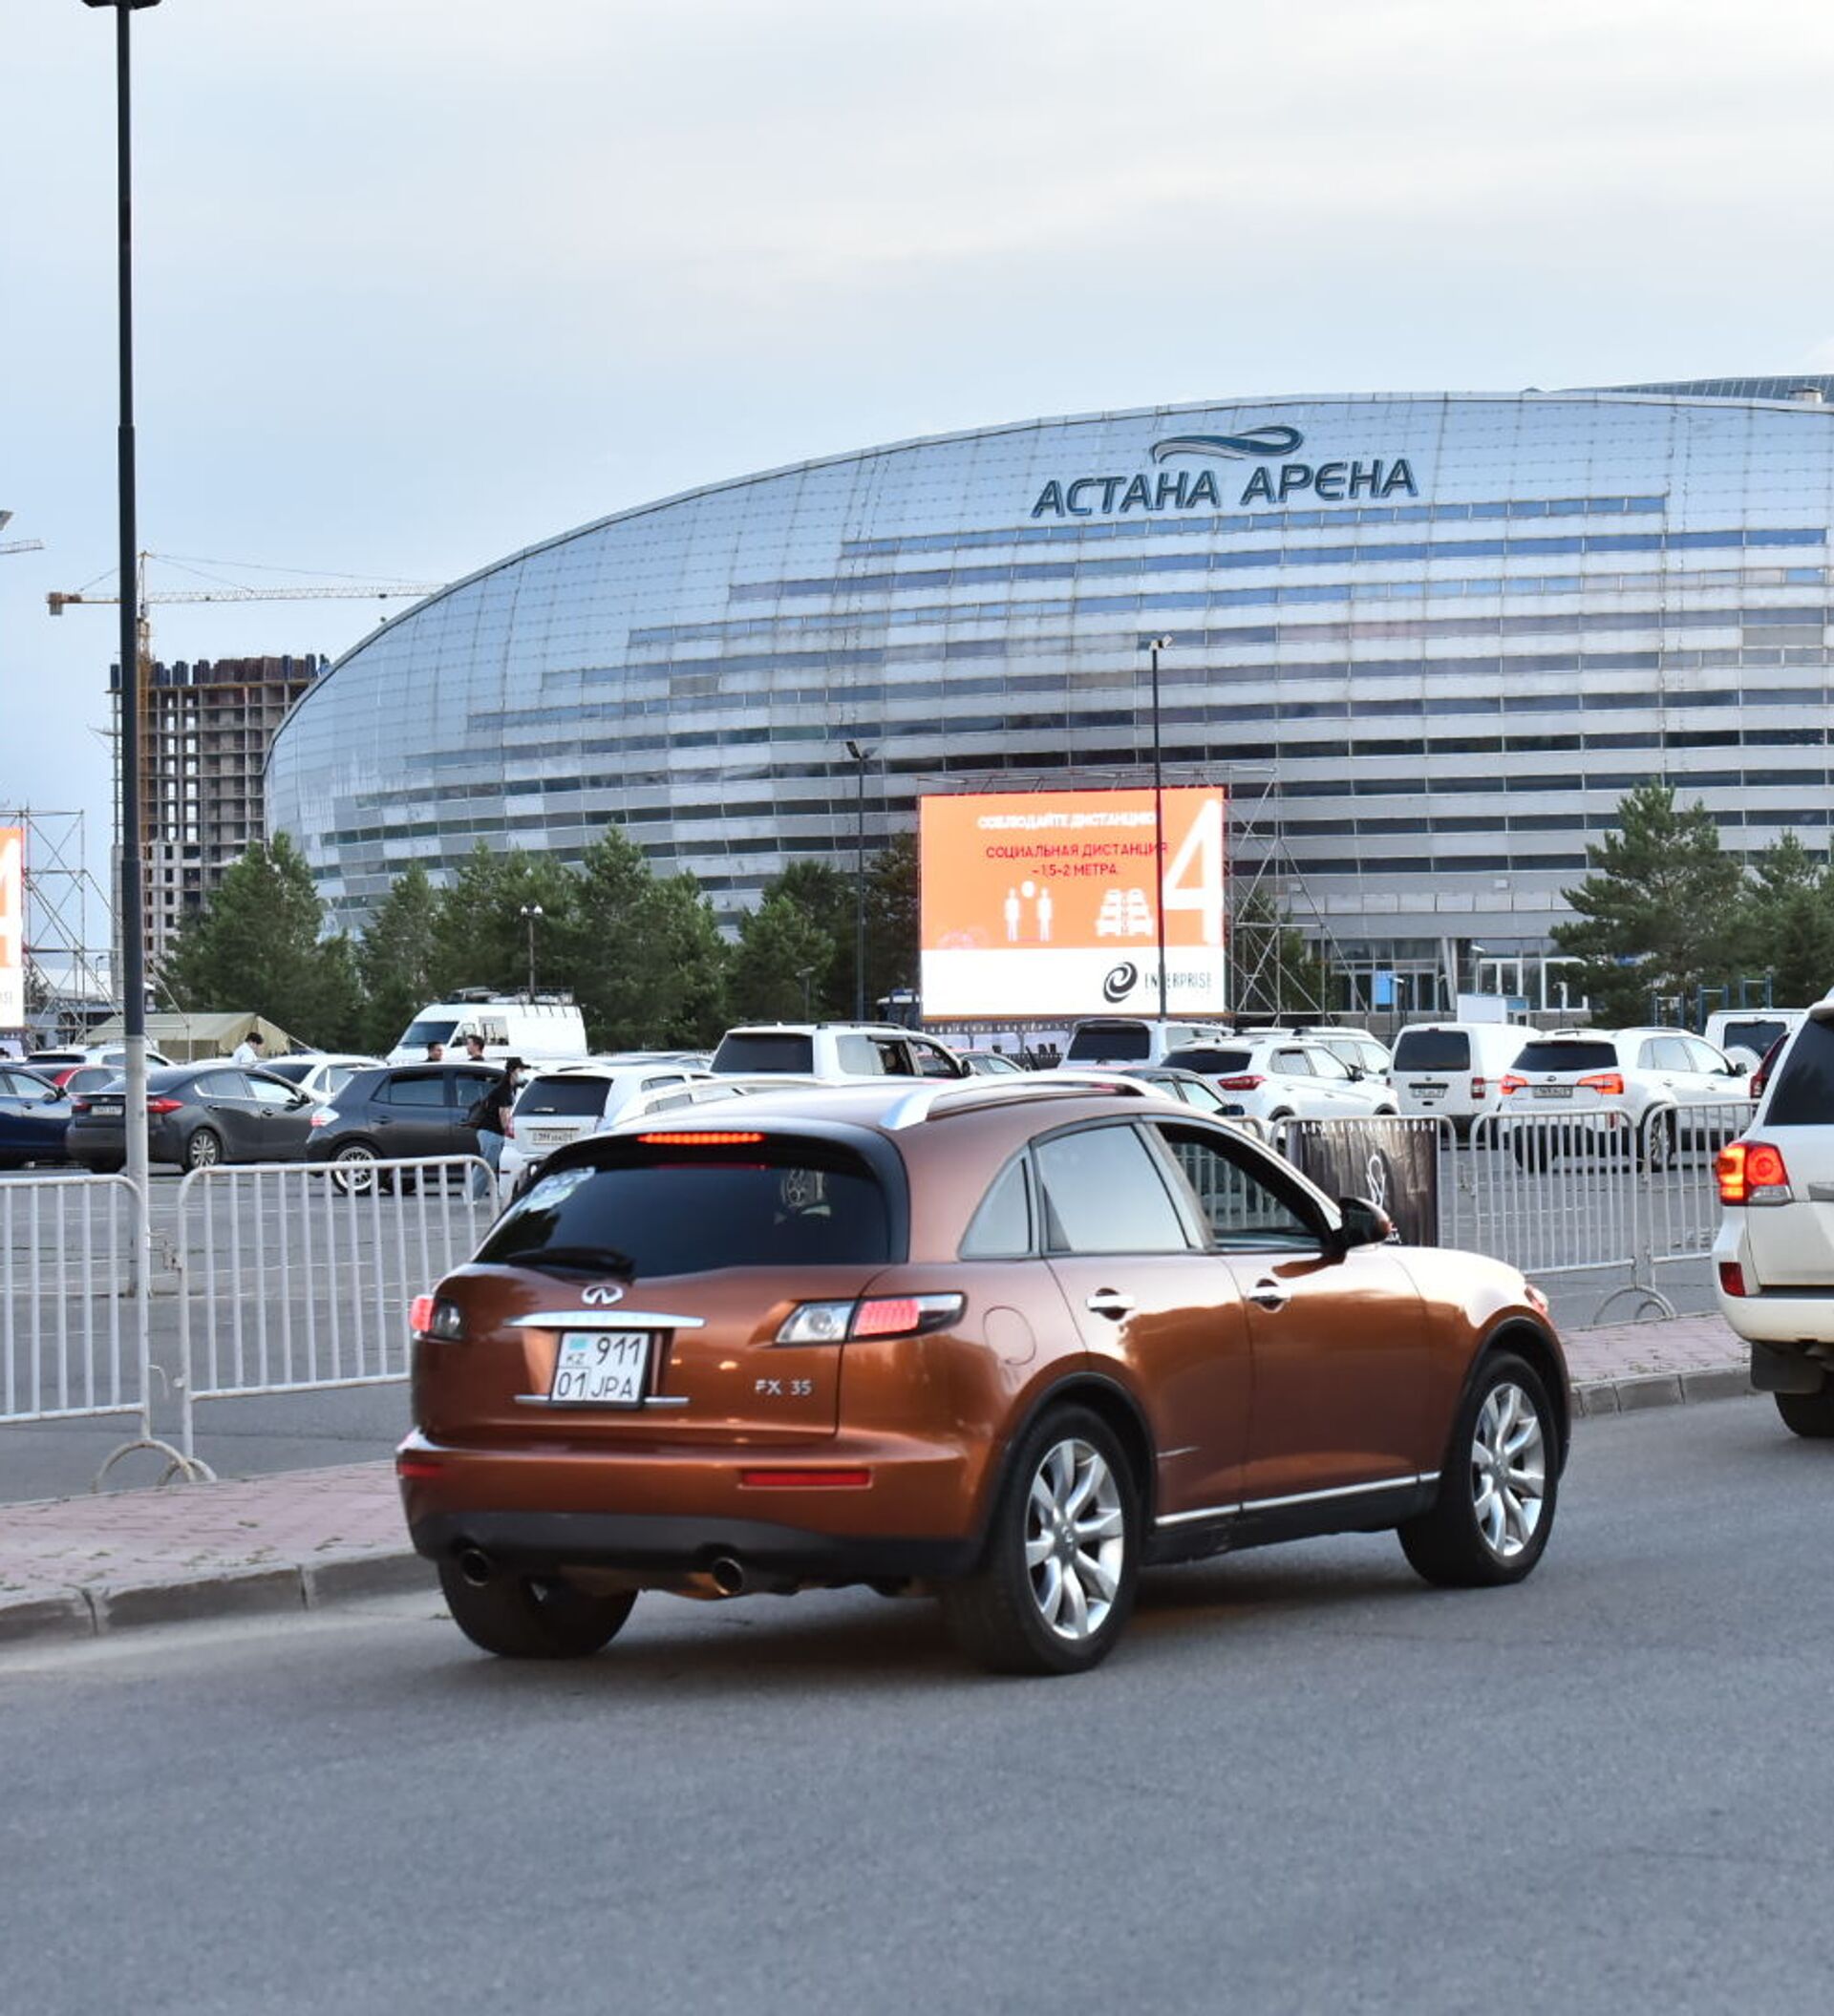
top-left (549, 1331), bottom-right (653, 1406)
top-left (88, 1098), bottom-right (122, 1114)
top-left (529, 1128), bottom-right (575, 1148)
top-left (1531, 1085), bottom-right (1573, 1099)
top-left (1416, 1084), bottom-right (1445, 1100)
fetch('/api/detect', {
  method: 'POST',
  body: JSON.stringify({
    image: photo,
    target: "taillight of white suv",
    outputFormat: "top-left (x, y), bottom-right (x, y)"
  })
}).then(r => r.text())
top-left (1716, 1139), bottom-right (1792, 1205)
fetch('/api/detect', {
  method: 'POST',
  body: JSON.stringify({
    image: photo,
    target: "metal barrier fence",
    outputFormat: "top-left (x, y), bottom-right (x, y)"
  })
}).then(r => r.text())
top-left (0, 1172), bottom-right (147, 1432)
top-left (176, 1155), bottom-right (495, 1458)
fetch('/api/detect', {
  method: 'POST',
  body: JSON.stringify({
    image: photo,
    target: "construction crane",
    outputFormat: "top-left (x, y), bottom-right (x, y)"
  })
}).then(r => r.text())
top-left (0, 508), bottom-right (44, 557)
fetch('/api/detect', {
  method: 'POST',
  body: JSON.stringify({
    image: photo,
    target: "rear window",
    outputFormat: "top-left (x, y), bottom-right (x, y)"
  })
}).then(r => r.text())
top-left (1511, 1040), bottom-right (1617, 1073)
top-left (265, 1059), bottom-right (313, 1084)
top-left (477, 1139), bottom-right (894, 1275)
top-left (1066, 1022), bottom-right (1150, 1063)
top-left (712, 1032), bottom-right (816, 1073)
top-left (1162, 1047), bottom-right (1254, 1075)
top-left (1765, 1020), bottom-right (1834, 1125)
top-left (1394, 1029), bottom-right (1471, 1072)
top-left (1721, 1019), bottom-right (1788, 1056)
top-left (518, 1075), bottom-right (610, 1117)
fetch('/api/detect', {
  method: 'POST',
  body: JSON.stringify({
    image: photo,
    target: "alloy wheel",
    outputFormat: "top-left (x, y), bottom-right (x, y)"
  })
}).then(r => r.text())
top-left (1024, 1437), bottom-right (1126, 1641)
top-left (1469, 1381), bottom-right (1546, 1561)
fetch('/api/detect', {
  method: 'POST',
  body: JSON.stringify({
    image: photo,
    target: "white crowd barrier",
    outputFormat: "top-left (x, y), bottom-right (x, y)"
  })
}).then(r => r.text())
top-left (175, 1155), bottom-right (497, 1457)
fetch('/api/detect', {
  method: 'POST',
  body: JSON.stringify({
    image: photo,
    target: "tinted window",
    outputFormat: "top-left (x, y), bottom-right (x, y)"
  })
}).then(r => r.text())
top-left (1721, 1018), bottom-right (1787, 1057)
top-left (1162, 1047), bottom-right (1254, 1075)
top-left (265, 1059), bottom-right (314, 1084)
top-left (1764, 1020), bottom-right (1834, 1125)
top-left (961, 1157), bottom-right (1033, 1258)
top-left (378, 1074), bottom-right (447, 1108)
top-left (1154, 1124), bottom-right (1319, 1251)
top-left (192, 1072), bottom-right (250, 1098)
top-left (478, 1142), bottom-right (893, 1274)
top-left (400, 1019), bottom-right (458, 1050)
top-left (519, 1076), bottom-right (611, 1117)
top-left (713, 1032), bottom-right (816, 1073)
top-left (1394, 1029), bottom-right (1471, 1072)
top-left (1512, 1040), bottom-right (1618, 1072)
top-left (1065, 1022), bottom-right (1151, 1063)
top-left (1034, 1125), bottom-right (1188, 1254)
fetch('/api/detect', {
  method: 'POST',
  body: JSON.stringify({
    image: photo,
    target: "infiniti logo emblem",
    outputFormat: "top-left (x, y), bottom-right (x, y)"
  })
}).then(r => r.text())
top-left (581, 1283), bottom-right (625, 1306)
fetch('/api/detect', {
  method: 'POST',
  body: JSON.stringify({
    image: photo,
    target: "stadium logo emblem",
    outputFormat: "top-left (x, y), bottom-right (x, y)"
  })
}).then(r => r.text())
top-left (1149, 426), bottom-right (1305, 462)
top-left (1102, 962), bottom-right (1141, 1003)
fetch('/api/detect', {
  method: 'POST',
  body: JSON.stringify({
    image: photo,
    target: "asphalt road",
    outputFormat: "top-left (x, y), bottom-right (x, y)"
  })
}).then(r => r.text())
top-left (1, 1397), bottom-right (1828, 2016)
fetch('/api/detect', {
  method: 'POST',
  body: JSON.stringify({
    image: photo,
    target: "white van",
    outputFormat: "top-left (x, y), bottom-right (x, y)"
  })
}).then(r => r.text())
top-left (1703, 1008), bottom-right (1807, 1074)
top-left (387, 996), bottom-right (588, 1067)
top-left (1390, 1021), bottom-right (1535, 1135)
top-left (1061, 1018), bottom-right (1229, 1067)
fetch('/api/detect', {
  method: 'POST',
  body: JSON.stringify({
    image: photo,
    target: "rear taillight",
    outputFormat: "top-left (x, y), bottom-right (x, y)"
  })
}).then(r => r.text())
top-left (1717, 1260), bottom-right (1749, 1299)
top-left (146, 1096), bottom-right (182, 1115)
top-left (408, 1292), bottom-right (465, 1341)
top-left (775, 1293), bottom-right (965, 1344)
top-left (637, 1131), bottom-right (764, 1146)
top-left (1469, 1075), bottom-right (1488, 1099)
top-left (71, 1098), bottom-right (91, 1114)
top-left (309, 1108), bottom-right (335, 1127)
top-left (1576, 1072), bottom-right (1625, 1095)
top-left (1500, 1073), bottom-right (1526, 1094)
top-left (1717, 1139), bottom-right (1791, 1205)
top-left (1217, 1074), bottom-right (1265, 1093)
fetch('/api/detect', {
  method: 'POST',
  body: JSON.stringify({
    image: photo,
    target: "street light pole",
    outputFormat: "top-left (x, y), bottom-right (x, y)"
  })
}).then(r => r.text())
top-left (1142, 636), bottom-right (1174, 1024)
top-left (519, 903), bottom-right (544, 1000)
top-left (84, 0), bottom-right (160, 1251)
top-left (844, 739), bottom-right (872, 1021)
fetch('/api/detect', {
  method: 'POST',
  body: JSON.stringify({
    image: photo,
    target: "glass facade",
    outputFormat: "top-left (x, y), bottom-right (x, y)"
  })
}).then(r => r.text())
top-left (267, 381), bottom-right (1834, 982)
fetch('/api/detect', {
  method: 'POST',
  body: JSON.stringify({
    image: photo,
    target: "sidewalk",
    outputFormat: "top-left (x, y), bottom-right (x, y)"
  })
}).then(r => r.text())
top-left (0, 1310), bottom-right (1754, 1648)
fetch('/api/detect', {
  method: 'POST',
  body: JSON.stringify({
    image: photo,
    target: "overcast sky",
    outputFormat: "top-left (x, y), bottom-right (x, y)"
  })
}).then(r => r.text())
top-left (8, 0), bottom-right (1834, 881)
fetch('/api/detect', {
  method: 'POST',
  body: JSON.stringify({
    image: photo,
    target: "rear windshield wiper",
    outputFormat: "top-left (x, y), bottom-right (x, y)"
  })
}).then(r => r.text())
top-left (504, 1243), bottom-right (637, 1279)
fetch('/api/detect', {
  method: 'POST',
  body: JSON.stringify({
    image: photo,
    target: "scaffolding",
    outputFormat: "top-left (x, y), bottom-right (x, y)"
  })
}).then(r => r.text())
top-left (0, 810), bottom-right (117, 1043)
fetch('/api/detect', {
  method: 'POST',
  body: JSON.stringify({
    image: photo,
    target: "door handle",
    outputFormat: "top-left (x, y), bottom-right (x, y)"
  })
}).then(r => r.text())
top-left (1084, 1290), bottom-right (1134, 1320)
top-left (1248, 1279), bottom-right (1290, 1311)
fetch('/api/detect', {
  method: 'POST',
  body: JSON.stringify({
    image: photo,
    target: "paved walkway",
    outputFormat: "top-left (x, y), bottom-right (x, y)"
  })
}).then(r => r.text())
top-left (0, 1310), bottom-right (1755, 1647)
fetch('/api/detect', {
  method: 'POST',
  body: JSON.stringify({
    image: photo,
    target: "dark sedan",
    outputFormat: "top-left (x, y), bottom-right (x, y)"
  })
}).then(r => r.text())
top-left (0, 1066), bottom-right (74, 1171)
top-left (67, 1065), bottom-right (319, 1173)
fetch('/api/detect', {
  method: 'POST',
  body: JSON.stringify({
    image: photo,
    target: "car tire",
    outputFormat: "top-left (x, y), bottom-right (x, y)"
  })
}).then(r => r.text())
top-left (1638, 1110), bottom-right (1676, 1172)
top-left (1399, 1350), bottom-right (1559, 1588)
top-left (1775, 1388), bottom-right (1834, 1439)
top-left (183, 1128), bottom-right (223, 1172)
top-left (1375, 1106), bottom-right (1398, 1116)
top-left (939, 1405), bottom-right (1140, 1676)
top-left (437, 1561), bottom-right (637, 1659)
top-left (330, 1141), bottom-right (382, 1194)
top-left (79, 1158), bottom-right (124, 1176)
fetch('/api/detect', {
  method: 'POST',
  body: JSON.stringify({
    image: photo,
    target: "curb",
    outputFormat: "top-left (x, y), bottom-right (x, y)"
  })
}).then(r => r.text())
top-left (0, 1551), bottom-right (431, 1651)
top-left (1572, 1365), bottom-right (1754, 1417)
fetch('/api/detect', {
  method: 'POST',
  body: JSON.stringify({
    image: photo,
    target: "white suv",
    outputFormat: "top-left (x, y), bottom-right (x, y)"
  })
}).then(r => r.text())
top-left (1161, 1036), bottom-right (1398, 1124)
top-left (1061, 1018), bottom-right (1229, 1067)
top-left (1712, 1005), bottom-right (1834, 1434)
top-left (710, 1024), bottom-right (969, 1082)
top-left (1495, 1027), bottom-right (1749, 1167)
top-left (501, 1061), bottom-right (714, 1189)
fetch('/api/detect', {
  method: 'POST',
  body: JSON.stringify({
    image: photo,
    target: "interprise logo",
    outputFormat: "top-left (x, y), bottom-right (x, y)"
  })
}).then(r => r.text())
top-left (1029, 421), bottom-right (1416, 520)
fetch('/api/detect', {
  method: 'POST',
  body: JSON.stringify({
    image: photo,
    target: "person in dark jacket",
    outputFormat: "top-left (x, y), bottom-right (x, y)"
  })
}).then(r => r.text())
top-left (467, 1050), bottom-right (522, 1200)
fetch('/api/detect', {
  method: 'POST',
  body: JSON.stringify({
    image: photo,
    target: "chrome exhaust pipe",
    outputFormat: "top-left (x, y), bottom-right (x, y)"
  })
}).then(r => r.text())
top-left (709, 1555), bottom-right (747, 1597)
top-left (456, 1546), bottom-right (493, 1588)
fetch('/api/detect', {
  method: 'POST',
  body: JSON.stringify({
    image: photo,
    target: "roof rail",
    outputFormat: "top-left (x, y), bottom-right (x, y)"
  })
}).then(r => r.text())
top-left (880, 1077), bottom-right (1151, 1130)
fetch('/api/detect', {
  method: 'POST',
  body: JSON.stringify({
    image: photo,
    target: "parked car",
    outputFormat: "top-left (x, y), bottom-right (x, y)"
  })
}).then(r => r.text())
top-left (1391, 1021), bottom-right (1537, 1137)
top-left (1269, 1024), bottom-right (1393, 1077)
top-left (1061, 1018), bottom-right (1229, 1067)
top-left (0, 1065), bottom-right (74, 1170)
top-left (1160, 1036), bottom-right (1399, 1124)
top-left (1497, 1028), bottom-right (1748, 1168)
top-left (262, 1052), bottom-right (387, 1105)
top-left (398, 1076), bottom-right (1569, 1674)
top-left (307, 1062), bottom-right (501, 1188)
top-left (30, 1061), bottom-right (122, 1099)
top-left (1714, 1004), bottom-right (1834, 1436)
top-left (1036, 1064), bottom-right (1239, 1116)
top-left (66, 1065), bottom-right (319, 1172)
top-left (500, 1061), bottom-right (716, 1191)
top-left (710, 1023), bottom-right (970, 1082)
top-left (27, 1045), bottom-right (174, 1070)
top-left (1703, 1007), bottom-right (1807, 1075)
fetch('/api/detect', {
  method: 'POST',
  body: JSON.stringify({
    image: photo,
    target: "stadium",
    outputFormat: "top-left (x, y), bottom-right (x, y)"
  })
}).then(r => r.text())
top-left (266, 377), bottom-right (1834, 1012)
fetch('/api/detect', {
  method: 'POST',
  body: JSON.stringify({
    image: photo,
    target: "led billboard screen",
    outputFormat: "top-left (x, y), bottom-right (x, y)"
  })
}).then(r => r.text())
top-left (919, 787), bottom-right (1227, 1019)
top-left (0, 826), bottom-right (22, 1031)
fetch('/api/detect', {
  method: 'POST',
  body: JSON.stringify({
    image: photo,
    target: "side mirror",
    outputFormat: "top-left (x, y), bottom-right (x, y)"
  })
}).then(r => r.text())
top-left (1731, 1060), bottom-right (1749, 1076)
top-left (1332, 1195), bottom-right (1395, 1254)
top-left (1346, 1064), bottom-right (1365, 1080)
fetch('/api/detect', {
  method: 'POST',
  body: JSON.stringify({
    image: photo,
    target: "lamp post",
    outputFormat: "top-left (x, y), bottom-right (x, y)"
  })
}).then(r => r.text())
top-left (519, 903), bottom-right (544, 999)
top-left (844, 739), bottom-right (872, 1021)
top-left (1141, 636), bottom-right (1174, 1024)
top-left (82, 0), bottom-right (160, 1252)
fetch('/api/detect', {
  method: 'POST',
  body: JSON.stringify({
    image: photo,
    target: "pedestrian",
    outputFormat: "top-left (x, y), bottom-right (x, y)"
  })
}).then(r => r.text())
top-left (466, 1051), bottom-right (522, 1202)
top-left (231, 1029), bottom-right (265, 1066)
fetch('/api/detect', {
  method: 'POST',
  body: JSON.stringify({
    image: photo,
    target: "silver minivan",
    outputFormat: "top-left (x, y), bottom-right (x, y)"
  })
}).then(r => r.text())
top-left (1391, 1022), bottom-right (1535, 1137)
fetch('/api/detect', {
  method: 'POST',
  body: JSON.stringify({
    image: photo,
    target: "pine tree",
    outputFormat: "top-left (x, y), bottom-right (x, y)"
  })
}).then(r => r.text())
top-left (730, 891), bottom-right (837, 1024)
top-left (356, 861), bottom-right (444, 1053)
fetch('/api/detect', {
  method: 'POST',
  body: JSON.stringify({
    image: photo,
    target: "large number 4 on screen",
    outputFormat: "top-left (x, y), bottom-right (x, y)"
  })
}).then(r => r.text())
top-left (1162, 796), bottom-right (1226, 945)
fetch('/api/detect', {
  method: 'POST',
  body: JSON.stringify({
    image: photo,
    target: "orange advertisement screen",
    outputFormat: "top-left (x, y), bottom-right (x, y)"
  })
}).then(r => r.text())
top-left (0, 826), bottom-right (22, 1031)
top-left (919, 787), bottom-right (1227, 1019)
